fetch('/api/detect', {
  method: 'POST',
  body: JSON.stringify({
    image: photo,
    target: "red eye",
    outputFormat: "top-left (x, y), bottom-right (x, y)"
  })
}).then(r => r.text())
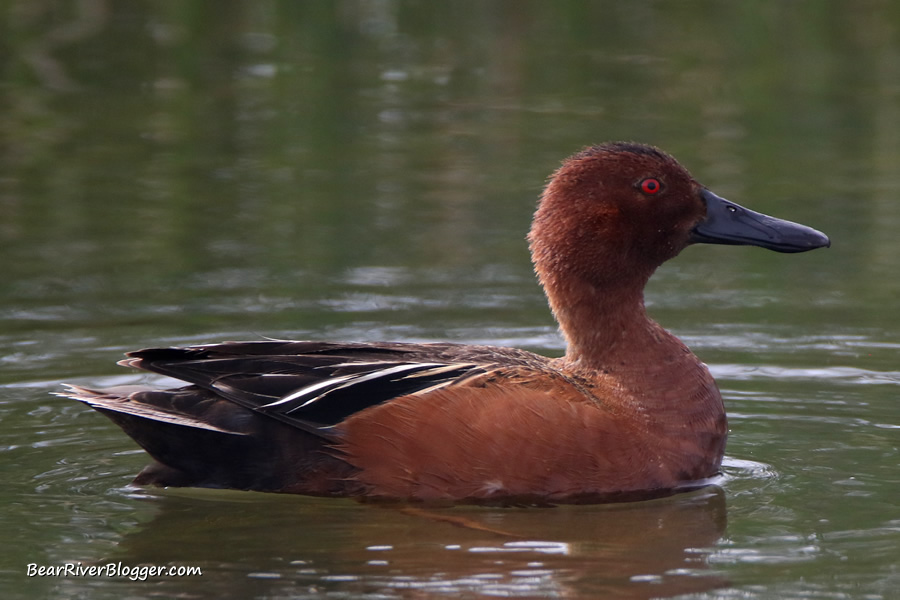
top-left (640, 178), bottom-right (662, 195)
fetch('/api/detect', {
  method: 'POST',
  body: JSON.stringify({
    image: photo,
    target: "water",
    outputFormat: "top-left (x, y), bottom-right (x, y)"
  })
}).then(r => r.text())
top-left (2, 2), bottom-right (899, 598)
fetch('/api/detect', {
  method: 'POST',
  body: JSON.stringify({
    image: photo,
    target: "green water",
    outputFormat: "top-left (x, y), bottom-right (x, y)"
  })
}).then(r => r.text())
top-left (2, 2), bottom-right (898, 598)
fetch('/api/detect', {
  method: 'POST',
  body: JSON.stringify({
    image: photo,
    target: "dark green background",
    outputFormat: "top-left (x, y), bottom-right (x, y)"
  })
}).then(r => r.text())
top-left (2, 2), bottom-right (898, 598)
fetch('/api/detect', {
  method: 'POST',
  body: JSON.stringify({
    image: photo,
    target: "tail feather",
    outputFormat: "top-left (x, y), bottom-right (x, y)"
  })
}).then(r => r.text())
top-left (61, 384), bottom-right (355, 494)
top-left (58, 385), bottom-right (244, 434)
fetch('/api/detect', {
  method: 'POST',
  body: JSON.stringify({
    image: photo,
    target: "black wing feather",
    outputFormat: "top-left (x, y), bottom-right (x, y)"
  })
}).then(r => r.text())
top-left (121, 342), bottom-right (489, 435)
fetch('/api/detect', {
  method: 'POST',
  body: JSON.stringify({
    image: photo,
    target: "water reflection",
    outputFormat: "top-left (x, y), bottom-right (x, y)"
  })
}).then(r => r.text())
top-left (82, 486), bottom-right (728, 598)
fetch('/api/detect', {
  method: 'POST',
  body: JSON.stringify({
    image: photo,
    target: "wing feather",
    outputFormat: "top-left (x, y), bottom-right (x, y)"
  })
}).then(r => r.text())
top-left (116, 342), bottom-right (494, 435)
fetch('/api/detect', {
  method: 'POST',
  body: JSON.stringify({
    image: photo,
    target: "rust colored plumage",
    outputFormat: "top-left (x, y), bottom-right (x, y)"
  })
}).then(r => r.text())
top-left (59, 142), bottom-right (830, 503)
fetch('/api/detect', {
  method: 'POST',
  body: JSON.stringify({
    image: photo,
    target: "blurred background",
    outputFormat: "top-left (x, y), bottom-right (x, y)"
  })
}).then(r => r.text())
top-left (1, 1), bottom-right (898, 598)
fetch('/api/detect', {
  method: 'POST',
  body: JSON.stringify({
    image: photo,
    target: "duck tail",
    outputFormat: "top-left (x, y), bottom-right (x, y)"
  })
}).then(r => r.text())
top-left (57, 385), bottom-right (351, 494)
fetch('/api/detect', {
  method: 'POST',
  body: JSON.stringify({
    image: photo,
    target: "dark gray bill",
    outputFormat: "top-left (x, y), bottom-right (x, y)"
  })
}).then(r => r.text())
top-left (690, 189), bottom-right (831, 253)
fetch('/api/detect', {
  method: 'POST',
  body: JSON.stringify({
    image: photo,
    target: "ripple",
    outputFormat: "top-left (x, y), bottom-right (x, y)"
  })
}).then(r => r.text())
top-left (682, 328), bottom-right (899, 356)
top-left (709, 363), bottom-right (900, 385)
top-left (467, 541), bottom-right (570, 555)
top-left (721, 457), bottom-right (778, 481)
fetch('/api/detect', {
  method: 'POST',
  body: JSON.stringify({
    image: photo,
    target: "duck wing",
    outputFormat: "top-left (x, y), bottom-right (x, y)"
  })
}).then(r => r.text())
top-left (71, 340), bottom-right (550, 439)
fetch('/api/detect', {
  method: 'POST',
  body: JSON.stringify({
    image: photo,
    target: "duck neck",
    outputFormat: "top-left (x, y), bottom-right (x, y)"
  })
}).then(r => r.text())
top-left (546, 272), bottom-right (722, 421)
top-left (549, 274), bottom-right (659, 369)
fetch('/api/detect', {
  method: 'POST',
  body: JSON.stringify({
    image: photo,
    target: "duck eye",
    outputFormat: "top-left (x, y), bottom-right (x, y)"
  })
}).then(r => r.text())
top-left (639, 178), bottom-right (662, 195)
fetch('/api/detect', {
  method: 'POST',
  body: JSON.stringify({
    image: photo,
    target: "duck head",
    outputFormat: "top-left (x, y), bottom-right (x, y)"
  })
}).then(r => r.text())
top-left (529, 142), bottom-right (829, 289)
top-left (528, 142), bottom-right (830, 362)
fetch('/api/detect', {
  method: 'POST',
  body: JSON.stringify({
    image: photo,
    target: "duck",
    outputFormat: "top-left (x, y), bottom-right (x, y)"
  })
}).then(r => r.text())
top-left (60, 142), bottom-right (830, 504)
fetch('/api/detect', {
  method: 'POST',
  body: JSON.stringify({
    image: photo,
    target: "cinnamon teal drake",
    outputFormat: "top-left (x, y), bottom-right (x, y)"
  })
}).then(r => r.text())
top-left (60, 142), bottom-right (830, 504)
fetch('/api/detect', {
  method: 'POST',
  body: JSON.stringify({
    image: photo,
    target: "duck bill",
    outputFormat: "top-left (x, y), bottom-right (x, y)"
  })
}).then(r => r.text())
top-left (690, 189), bottom-right (831, 253)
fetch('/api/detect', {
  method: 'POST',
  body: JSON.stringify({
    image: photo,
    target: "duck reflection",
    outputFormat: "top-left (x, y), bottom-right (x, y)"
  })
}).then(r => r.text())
top-left (104, 485), bottom-right (728, 598)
